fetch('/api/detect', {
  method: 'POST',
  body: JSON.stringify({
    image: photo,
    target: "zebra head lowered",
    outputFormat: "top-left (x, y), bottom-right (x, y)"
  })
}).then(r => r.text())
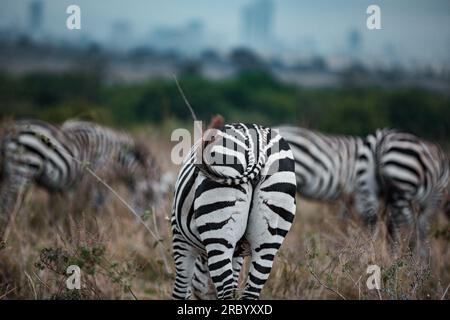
top-left (122, 140), bottom-right (174, 213)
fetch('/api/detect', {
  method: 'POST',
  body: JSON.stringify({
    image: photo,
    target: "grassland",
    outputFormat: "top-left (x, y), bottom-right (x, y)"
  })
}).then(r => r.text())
top-left (0, 127), bottom-right (449, 300)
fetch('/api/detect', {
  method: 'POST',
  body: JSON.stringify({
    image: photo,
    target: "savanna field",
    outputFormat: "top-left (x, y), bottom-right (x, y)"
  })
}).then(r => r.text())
top-left (1, 124), bottom-right (449, 300)
top-left (0, 70), bottom-right (450, 300)
top-left (1, 0), bottom-right (450, 304)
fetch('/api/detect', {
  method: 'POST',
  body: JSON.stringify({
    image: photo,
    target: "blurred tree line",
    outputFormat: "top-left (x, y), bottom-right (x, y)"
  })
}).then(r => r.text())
top-left (0, 71), bottom-right (449, 142)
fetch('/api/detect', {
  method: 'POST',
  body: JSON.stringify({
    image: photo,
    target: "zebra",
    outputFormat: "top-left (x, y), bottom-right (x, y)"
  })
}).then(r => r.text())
top-left (0, 119), bottom-right (165, 235)
top-left (275, 126), bottom-right (380, 231)
top-left (61, 120), bottom-right (169, 211)
top-left (276, 125), bottom-right (449, 251)
top-left (171, 123), bottom-right (297, 300)
top-left (376, 129), bottom-right (450, 250)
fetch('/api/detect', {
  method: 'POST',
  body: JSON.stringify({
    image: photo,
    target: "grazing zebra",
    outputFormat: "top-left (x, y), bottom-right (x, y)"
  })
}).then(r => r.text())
top-left (275, 126), bottom-right (380, 230)
top-left (274, 126), bottom-right (449, 250)
top-left (171, 123), bottom-right (297, 300)
top-left (0, 119), bottom-right (164, 235)
top-left (376, 129), bottom-right (450, 249)
top-left (61, 120), bottom-right (167, 211)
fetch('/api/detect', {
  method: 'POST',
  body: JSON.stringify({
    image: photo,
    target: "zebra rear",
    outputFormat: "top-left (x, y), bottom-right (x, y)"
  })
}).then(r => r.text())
top-left (376, 129), bottom-right (450, 247)
top-left (171, 123), bottom-right (297, 300)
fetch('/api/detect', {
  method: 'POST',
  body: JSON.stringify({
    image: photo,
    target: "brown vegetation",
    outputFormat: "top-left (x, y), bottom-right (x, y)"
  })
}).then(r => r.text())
top-left (0, 128), bottom-right (449, 300)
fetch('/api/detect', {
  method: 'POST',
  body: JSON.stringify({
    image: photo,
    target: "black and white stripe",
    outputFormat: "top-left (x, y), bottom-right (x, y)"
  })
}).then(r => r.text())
top-left (190, 255), bottom-right (244, 300)
top-left (61, 120), bottom-right (165, 210)
top-left (276, 125), bottom-right (449, 248)
top-left (0, 120), bottom-right (162, 232)
top-left (275, 126), bottom-right (380, 229)
top-left (171, 123), bottom-right (297, 300)
top-left (0, 120), bottom-right (78, 231)
top-left (376, 129), bottom-right (450, 246)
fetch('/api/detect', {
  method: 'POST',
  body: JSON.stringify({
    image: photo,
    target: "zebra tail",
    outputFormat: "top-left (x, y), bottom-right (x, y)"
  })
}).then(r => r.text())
top-left (194, 123), bottom-right (268, 186)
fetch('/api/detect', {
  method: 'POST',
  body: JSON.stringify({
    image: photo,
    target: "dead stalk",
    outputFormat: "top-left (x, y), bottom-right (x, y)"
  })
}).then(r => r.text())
top-left (0, 286), bottom-right (16, 300)
top-left (308, 265), bottom-right (347, 300)
top-left (441, 283), bottom-right (450, 300)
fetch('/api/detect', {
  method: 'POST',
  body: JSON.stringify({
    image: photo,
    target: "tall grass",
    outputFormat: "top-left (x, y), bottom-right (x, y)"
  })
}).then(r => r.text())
top-left (0, 129), bottom-right (449, 300)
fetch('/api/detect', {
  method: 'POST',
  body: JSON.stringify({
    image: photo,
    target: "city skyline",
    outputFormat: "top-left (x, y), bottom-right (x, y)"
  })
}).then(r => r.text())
top-left (0, 0), bottom-right (449, 68)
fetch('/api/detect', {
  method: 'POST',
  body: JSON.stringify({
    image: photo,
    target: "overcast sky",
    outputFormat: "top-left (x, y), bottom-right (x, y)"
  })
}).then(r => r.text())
top-left (1, 0), bottom-right (449, 65)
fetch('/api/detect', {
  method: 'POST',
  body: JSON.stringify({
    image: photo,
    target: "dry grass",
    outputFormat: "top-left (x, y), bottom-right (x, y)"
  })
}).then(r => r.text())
top-left (265, 201), bottom-right (450, 300)
top-left (1, 128), bottom-right (449, 300)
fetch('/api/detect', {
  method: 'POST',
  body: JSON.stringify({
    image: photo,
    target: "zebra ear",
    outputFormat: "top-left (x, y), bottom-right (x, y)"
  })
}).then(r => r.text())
top-left (208, 114), bottom-right (224, 130)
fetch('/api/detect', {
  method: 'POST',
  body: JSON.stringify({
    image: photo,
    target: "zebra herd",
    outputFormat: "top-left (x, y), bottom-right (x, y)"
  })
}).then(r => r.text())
top-left (0, 118), bottom-right (449, 300)
top-left (172, 123), bottom-right (449, 300)
top-left (277, 126), bottom-right (450, 250)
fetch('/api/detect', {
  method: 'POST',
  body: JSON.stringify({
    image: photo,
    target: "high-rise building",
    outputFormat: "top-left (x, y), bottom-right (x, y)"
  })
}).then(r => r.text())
top-left (241, 0), bottom-right (274, 51)
top-left (110, 20), bottom-right (133, 50)
top-left (28, 0), bottom-right (43, 33)
top-left (185, 19), bottom-right (205, 52)
top-left (348, 29), bottom-right (362, 55)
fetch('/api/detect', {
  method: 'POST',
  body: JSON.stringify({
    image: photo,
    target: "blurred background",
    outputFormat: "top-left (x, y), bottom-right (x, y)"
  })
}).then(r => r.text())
top-left (0, 0), bottom-right (449, 141)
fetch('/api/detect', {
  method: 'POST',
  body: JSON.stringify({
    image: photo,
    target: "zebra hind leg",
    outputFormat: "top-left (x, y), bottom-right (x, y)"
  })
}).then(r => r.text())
top-left (416, 210), bottom-right (431, 261)
top-left (191, 255), bottom-right (244, 300)
top-left (386, 197), bottom-right (414, 255)
top-left (241, 174), bottom-right (296, 300)
top-left (171, 227), bottom-right (198, 300)
top-left (231, 256), bottom-right (244, 295)
top-left (191, 255), bottom-right (216, 300)
top-left (0, 173), bottom-right (32, 239)
top-left (204, 243), bottom-right (240, 300)
top-left (354, 190), bottom-right (380, 237)
top-left (202, 222), bottom-right (248, 300)
top-left (416, 194), bottom-right (443, 260)
top-left (194, 179), bottom-right (252, 300)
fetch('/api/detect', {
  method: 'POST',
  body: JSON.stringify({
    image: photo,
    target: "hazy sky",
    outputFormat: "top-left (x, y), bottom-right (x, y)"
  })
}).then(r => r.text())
top-left (1, 0), bottom-right (449, 65)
